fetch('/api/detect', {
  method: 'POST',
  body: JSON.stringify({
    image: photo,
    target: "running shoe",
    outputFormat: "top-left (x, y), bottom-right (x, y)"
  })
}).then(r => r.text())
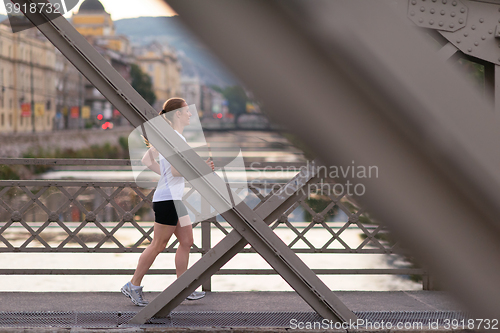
top-left (186, 291), bottom-right (206, 300)
top-left (121, 282), bottom-right (149, 307)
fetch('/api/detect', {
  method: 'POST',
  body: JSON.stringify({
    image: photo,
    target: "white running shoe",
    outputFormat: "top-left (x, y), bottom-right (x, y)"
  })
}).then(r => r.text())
top-left (186, 291), bottom-right (206, 300)
top-left (121, 282), bottom-right (149, 307)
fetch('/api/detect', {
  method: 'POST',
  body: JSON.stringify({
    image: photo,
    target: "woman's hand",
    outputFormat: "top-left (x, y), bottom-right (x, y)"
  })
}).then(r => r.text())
top-left (206, 158), bottom-right (215, 171)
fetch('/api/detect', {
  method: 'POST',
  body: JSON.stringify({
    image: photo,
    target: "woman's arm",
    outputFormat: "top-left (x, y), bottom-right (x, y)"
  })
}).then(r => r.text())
top-left (142, 147), bottom-right (161, 175)
top-left (171, 165), bottom-right (182, 177)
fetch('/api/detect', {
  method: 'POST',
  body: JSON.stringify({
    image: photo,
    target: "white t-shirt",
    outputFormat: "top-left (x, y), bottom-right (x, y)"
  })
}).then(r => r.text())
top-left (152, 130), bottom-right (187, 202)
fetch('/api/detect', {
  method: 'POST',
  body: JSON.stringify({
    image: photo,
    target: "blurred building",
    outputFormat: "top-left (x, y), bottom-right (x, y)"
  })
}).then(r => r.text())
top-left (54, 49), bottom-right (86, 130)
top-left (71, 0), bottom-right (133, 127)
top-left (201, 84), bottom-right (226, 118)
top-left (0, 19), bottom-right (56, 133)
top-left (181, 76), bottom-right (227, 118)
top-left (134, 42), bottom-right (182, 110)
top-left (72, 0), bottom-right (181, 124)
top-left (180, 76), bottom-right (201, 112)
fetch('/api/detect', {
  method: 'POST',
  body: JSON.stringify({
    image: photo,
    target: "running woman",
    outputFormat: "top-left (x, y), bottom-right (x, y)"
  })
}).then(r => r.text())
top-left (121, 98), bottom-right (214, 306)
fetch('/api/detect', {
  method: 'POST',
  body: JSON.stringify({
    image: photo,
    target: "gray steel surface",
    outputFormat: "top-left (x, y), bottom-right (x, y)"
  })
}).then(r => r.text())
top-left (162, 0), bottom-right (500, 321)
top-left (438, 0), bottom-right (500, 65)
top-left (408, 0), bottom-right (469, 32)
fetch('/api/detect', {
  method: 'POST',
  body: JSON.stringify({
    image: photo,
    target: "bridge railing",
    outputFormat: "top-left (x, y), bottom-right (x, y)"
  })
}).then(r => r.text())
top-left (0, 158), bottom-right (427, 290)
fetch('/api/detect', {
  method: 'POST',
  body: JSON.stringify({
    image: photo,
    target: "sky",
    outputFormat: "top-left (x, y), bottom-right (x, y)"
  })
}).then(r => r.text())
top-left (0, 0), bottom-right (178, 20)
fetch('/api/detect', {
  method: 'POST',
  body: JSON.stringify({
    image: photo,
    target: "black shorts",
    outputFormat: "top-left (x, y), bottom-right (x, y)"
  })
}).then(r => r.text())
top-left (152, 200), bottom-right (188, 226)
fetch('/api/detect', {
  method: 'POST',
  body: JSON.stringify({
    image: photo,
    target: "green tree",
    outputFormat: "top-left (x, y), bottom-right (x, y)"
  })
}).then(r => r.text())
top-left (131, 64), bottom-right (156, 106)
top-left (222, 85), bottom-right (248, 125)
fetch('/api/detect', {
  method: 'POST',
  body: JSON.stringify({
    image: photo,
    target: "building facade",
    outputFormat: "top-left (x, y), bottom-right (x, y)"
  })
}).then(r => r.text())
top-left (0, 21), bottom-right (56, 134)
top-left (134, 42), bottom-right (182, 111)
top-left (72, 0), bottom-right (132, 127)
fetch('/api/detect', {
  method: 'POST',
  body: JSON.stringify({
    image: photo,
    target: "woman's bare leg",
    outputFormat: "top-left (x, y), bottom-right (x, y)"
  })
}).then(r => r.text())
top-left (131, 222), bottom-right (176, 286)
top-left (173, 217), bottom-right (193, 278)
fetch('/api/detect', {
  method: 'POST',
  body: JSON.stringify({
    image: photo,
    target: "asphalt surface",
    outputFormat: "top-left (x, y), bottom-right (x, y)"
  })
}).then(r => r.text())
top-left (0, 290), bottom-right (465, 313)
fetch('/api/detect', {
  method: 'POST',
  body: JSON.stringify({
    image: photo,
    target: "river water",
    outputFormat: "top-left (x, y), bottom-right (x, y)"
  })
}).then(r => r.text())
top-left (0, 130), bottom-right (421, 292)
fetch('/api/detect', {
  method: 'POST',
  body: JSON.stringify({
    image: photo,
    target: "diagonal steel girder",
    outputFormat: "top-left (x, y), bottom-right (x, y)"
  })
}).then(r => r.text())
top-left (163, 0), bottom-right (500, 320)
top-left (15, 0), bottom-right (356, 323)
top-left (130, 161), bottom-right (320, 323)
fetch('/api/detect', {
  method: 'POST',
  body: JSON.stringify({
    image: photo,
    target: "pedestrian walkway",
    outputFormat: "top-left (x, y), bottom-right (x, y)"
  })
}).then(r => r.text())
top-left (0, 291), bottom-right (469, 331)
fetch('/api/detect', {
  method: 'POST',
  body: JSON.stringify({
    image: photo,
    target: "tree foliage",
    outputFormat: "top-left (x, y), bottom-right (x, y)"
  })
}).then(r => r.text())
top-left (131, 64), bottom-right (156, 106)
top-left (224, 85), bottom-right (248, 117)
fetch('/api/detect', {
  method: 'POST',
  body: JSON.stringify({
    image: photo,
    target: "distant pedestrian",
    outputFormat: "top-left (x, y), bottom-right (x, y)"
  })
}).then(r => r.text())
top-left (121, 97), bottom-right (214, 306)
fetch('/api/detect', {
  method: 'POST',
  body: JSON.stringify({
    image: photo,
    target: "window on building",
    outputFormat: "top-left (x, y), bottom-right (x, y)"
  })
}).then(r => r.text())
top-left (1, 113), bottom-right (4, 127)
top-left (8, 114), bottom-right (12, 127)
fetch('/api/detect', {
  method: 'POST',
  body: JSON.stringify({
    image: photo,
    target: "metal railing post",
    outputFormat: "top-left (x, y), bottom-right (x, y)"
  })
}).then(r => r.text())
top-left (200, 197), bottom-right (212, 292)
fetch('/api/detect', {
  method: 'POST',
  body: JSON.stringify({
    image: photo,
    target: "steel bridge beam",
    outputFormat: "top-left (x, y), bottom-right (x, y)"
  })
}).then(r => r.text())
top-left (163, 0), bottom-right (500, 320)
top-left (15, 0), bottom-right (356, 323)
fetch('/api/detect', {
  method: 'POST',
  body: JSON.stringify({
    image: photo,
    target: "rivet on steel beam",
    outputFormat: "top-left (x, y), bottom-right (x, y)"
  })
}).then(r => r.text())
top-left (460, 8), bottom-right (466, 13)
top-left (432, 0), bottom-right (437, 2)
top-left (410, 10), bottom-right (415, 16)
top-left (468, 47), bottom-right (472, 52)
top-left (440, 10), bottom-right (445, 15)
top-left (481, 36), bottom-right (486, 40)
top-left (479, 18), bottom-right (484, 23)
top-left (472, 25), bottom-right (476, 30)
top-left (457, 39), bottom-right (461, 43)
top-left (411, 0), bottom-right (417, 4)
top-left (48, 212), bottom-right (58, 222)
top-left (450, 23), bottom-right (455, 28)
top-left (11, 211), bottom-right (21, 222)
top-left (459, 18), bottom-right (464, 24)
top-left (421, 6), bottom-right (426, 12)
top-left (439, 21), bottom-right (444, 26)
top-left (430, 8), bottom-right (435, 14)
top-left (474, 41), bottom-right (479, 46)
top-left (489, 30), bottom-right (494, 34)
top-left (419, 18), bottom-right (424, 23)
top-left (86, 212), bottom-right (96, 222)
top-left (451, 12), bottom-right (456, 17)
top-left (464, 32), bottom-right (469, 37)
top-left (442, 0), bottom-right (447, 3)
top-left (430, 19), bottom-right (435, 25)
top-left (452, 0), bottom-right (457, 5)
